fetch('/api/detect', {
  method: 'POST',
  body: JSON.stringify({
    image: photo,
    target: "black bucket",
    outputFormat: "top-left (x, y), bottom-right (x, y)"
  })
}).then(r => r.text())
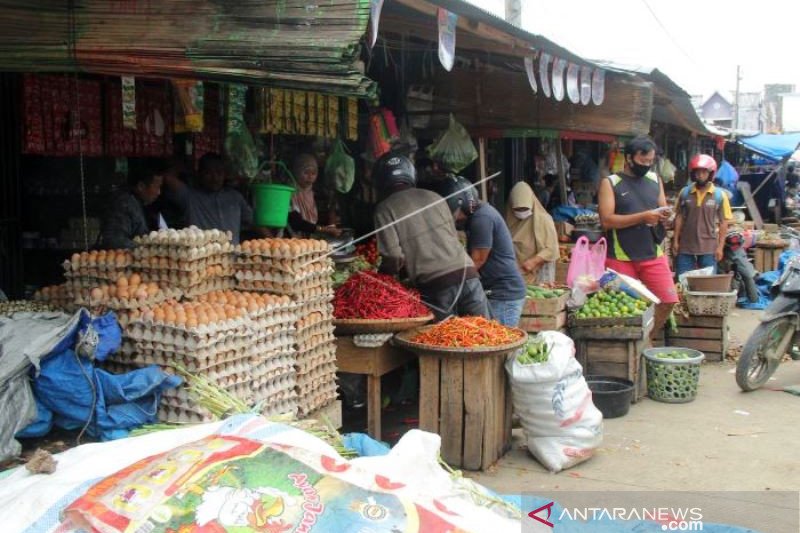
top-left (586, 376), bottom-right (634, 419)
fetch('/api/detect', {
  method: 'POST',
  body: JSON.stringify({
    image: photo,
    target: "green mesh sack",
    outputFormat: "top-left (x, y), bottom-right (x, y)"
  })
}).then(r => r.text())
top-left (426, 114), bottom-right (478, 173)
top-left (325, 139), bottom-right (355, 193)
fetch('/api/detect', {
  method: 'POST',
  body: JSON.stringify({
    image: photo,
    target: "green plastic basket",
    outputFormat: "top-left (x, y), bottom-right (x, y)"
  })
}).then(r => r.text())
top-left (643, 347), bottom-right (704, 403)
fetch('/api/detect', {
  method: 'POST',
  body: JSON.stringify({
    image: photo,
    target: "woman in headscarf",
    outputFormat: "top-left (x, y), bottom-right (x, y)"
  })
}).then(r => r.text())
top-left (505, 181), bottom-right (560, 283)
top-left (288, 153), bottom-right (340, 237)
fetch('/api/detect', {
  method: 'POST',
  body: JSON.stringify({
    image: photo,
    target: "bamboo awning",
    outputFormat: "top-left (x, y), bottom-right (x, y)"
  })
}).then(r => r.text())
top-left (0, 0), bottom-right (376, 97)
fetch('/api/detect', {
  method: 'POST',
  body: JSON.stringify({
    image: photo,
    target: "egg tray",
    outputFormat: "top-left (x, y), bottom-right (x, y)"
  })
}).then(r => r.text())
top-left (295, 342), bottom-right (336, 360)
top-left (253, 384), bottom-right (298, 406)
top-left (136, 270), bottom-right (234, 288)
top-left (234, 266), bottom-right (333, 284)
top-left (74, 289), bottom-right (183, 311)
top-left (182, 279), bottom-right (236, 299)
top-left (127, 317), bottom-right (253, 339)
top-left (295, 318), bottom-right (334, 337)
top-left (295, 366), bottom-right (338, 389)
top-left (292, 299), bottom-right (334, 316)
top-left (295, 331), bottom-right (336, 351)
top-left (0, 301), bottom-right (60, 316)
top-left (133, 254), bottom-right (234, 271)
top-left (295, 352), bottom-right (337, 376)
top-left (234, 256), bottom-right (333, 274)
top-left (127, 333), bottom-right (253, 356)
top-left (295, 310), bottom-right (332, 331)
top-left (253, 335), bottom-right (296, 354)
top-left (63, 270), bottom-right (132, 283)
top-left (111, 349), bottom-right (254, 374)
top-left (249, 312), bottom-right (298, 330)
top-left (234, 277), bottom-right (333, 292)
top-left (157, 404), bottom-right (217, 424)
top-left (134, 228), bottom-right (232, 247)
top-left (236, 238), bottom-right (330, 257)
top-left (296, 390), bottom-right (339, 418)
top-left (63, 258), bottom-right (133, 273)
top-left (259, 400), bottom-right (299, 418)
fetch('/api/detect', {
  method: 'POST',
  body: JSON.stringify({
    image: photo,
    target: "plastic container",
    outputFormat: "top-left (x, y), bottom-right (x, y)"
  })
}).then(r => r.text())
top-left (686, 273), bottom-right (733, 292)
top-left (252, 184), bottom-right (295, 228)
top-left (684, 290), bottom-right (737, 316)
top-left (586, 376), bottom-right (634, 418)
top-left (643, 347), bottom-right (704, 403)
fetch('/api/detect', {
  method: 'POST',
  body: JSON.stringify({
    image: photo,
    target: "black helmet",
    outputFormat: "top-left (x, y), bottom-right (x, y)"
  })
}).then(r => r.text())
top-left (430, 175), bottom-right (479, 215)
top-left (374, 153), bottom-right (416, 191)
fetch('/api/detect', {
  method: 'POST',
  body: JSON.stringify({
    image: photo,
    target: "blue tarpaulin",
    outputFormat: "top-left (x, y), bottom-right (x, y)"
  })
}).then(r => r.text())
top-left (737, 133), bottom-right (800, 161)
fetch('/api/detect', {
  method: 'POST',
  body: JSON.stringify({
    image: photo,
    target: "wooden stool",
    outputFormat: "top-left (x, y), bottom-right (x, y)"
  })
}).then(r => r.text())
top-left (335, 336), bottom-right (415, 440)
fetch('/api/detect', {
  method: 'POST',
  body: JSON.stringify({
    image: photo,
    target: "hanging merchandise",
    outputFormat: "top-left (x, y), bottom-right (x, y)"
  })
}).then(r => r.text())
top-left (346, 97), bottom-right (358, 141)
top-left (591, 68), bottom-right (606, 106)
top-left (325, 139), bottom-right (356, 194)
top-left (367, 110), bottom-right (392, 160)
top-left (121, 76), bottom-right (136, 129)
top-left (437, 8), bottom-right (457, 72)
top-left (551, 58), bottom-right (567, 102)
top-left (224, 84), bottom-right (259, 179)
top-left (369, 0), bottom-right (384, 48)
top-left (406, 85), bottom-right (434, 129)
top-left (566, 63), bottom-right (580, 104)
top-left (173, 80), bottom-right (204, 133)
top-left (106, 80), bottom-right (172, 157)
top-left (539, 53), bottom-right (552, 98)
top-left (580, 66), bottom-right (592, 105)
top-left (327, 95), bottom-right (339, 138)
top-left (426, 113), bottom-right (478, 174)
top-left (295, 91), bottom-right (308, 136)
top-left (192, 84), bottom-right (223, 164)
top-left (524, 56), bottom-right (538, 93)
top-left (22, 74), bottom-right (45, 154)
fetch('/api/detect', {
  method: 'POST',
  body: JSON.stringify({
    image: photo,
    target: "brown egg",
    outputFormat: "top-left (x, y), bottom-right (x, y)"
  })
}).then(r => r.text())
top-left (90, 287), bottom-right (103, 301)
top-left (186, 317), bottom-right (198, 329)
top-left (135, 287), bottom-right (148, 300)
top-left (129, 273), bottom-right (142, 287)
top-left (117, 276), bottom-right (129, 288)
top-left (117, 287), bottom-right (130, 299)
top-left (153, 308), bottom-right (166, 322)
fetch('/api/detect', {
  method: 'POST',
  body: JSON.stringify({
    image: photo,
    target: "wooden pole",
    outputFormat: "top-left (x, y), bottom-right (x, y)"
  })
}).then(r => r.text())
top-left (556, 138), bottom-right (568, 206)
top-left (479, 137), bottom-right (488, 201)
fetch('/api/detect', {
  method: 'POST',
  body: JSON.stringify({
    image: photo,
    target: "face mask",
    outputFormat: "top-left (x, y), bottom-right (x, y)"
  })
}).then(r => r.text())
top-left (513, 209), bottom-right (533, 220)
top-left (693, 177), bottom-right (710, 188)
top-left (630, 161), bottom-right (651, 178)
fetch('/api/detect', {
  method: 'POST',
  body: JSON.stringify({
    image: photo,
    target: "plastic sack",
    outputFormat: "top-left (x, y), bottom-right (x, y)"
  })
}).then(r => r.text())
top-left (426, 114), bottom-right (478, 173)
top-left (566, 235), bottom-right (607, 291)
top-left (505, 331), bottom-right (603, 472)
top-left (600, 269), bottom-right (661, 304)
top-left (325, 138), bottom-right (355, 193)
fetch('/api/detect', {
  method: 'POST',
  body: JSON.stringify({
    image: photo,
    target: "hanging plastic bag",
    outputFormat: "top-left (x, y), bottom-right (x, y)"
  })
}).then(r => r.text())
top-left (368, 111), bottom-right (392, 160)
top-left (426, 114), bottom-right (478, 173)
top-left (325, 138), bottom-right (355, 193)
top-left (566, 235), bottom-right (607, 292)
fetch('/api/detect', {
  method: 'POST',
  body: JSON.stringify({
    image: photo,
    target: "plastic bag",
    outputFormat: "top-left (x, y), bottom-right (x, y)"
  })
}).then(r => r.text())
top-left (505, 331), bottom-right (603, 472)
top-left (172, 80), bottom-right (204, 133)
top-left (325, 139), bottom-right (355, 193)
top-left (426, 114), bottom-right (477, 173)
top-left (224, 127), bottom-right (260, 179)
top-left (566, 235), bottom-right (607, 291)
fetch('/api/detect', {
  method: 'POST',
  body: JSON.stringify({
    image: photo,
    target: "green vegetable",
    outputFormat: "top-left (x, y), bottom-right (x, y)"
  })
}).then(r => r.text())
top-left (575, 289), bottom-right (649, 319)
top-left (517, 336), bottom-right (551, 364)
top-left (654, 350), bottom-right (692, 360)
top-left (525, 285), bottom-right (566, 299)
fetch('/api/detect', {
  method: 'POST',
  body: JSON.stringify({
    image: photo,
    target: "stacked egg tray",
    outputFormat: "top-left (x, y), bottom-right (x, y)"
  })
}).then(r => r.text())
top-left (32, 283), bottom-right (77, 312)
top-left (293, 292), bottom-right (337, 417)
top-left (132, 227), bottom-right (236, 298)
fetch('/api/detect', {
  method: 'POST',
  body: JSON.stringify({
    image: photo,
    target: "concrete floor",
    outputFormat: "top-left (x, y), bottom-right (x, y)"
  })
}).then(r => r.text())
top-left (467, 309), bottom-right (800, 530)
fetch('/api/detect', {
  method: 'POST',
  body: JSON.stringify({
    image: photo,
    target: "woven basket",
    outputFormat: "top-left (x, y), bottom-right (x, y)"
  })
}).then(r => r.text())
top-left (332, 314), bottom-right (434, 335)
top-left (684, 290), bottom-right (737, 317)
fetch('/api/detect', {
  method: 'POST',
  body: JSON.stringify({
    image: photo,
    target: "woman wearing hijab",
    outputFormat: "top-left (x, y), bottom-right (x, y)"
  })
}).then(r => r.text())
top-left (288, 153), bottom-right (340, 237)
top-left (505, 181), bottom-right (560, 283)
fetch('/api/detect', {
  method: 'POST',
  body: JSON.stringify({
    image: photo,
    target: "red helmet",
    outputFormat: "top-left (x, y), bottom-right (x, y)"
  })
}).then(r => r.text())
top-left (689, 154), bottom-right (717, 179)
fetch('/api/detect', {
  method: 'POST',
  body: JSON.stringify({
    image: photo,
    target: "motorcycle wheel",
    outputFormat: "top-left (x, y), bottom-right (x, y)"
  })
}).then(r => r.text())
top-left (736, 318), bottom-right (794, 391)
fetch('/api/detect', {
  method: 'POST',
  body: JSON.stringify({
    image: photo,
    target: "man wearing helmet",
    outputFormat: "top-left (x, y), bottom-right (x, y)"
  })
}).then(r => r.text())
top-left (598, 135), bottom-right (677, 338)
top-left (672, 154), bottom-right (732, 277)
top-left (372, 153), bottom-right (489, 321)
top-left (430, 175), bottom-right (527, 327)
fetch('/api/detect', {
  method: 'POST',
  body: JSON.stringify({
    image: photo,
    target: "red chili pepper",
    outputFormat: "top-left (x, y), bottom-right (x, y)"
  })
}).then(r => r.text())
top-left (333, 271), bottom-right (430, 319)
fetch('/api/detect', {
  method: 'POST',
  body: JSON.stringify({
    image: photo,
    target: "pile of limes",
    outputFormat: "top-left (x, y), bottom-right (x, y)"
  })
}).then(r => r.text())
top-left (576, 289), bottom-right (649, 319)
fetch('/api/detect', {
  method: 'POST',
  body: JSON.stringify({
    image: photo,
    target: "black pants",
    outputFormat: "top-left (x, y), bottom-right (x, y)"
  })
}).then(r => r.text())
top-left (421, 278), bottom-right (489, 321)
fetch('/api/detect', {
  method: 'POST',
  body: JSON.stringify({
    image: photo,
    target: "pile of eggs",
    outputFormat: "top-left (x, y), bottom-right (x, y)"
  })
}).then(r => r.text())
top-left (194, 290), bottom-right (294, 318)
top-left (66, 249), bottom-right (132, 271)
top-left (238, 238), bottom-right (329, 258)
top-left (140, 301), bottom-right (246, 330)
top-left (32, 283), bottom-right (75, 309)
top-left (78, 275), bottom-right (177, 310)
top-left (134, 226), bottom-right (231, 247)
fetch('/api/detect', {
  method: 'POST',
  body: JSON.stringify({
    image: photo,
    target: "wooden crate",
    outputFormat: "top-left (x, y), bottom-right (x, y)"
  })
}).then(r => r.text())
top-left (555, 262), bottom-right (569, 285)
top-left (666, 315), bottom-right (728, 362)
top-left (754, 245), bottom-right (786, 272)
top-left (519, 311), bottom-right (567, 333)
top-left (523, 292), bottom-right (569, 315)
top-left (574, 337), bottom-right (650, 402)
top-left (418, 352), bottom-right (510, 471)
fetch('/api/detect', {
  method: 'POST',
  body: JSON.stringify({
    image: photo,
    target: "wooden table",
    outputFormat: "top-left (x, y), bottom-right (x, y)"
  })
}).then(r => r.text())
top-left (335, 336), bottom-right (415, 440)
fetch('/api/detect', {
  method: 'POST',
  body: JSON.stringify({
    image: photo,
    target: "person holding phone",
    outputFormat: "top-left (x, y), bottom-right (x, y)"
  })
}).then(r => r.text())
top-left (598, 135), bottom-right (677, 338)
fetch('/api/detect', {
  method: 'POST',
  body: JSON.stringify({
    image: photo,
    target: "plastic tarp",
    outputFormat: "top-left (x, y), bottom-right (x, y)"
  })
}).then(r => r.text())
top-left (737, 133), bottom-right (800, 161)
top-left (738, 249), bottom-right (800, 310)
top-left (0, 310), bottom-right (82, 462)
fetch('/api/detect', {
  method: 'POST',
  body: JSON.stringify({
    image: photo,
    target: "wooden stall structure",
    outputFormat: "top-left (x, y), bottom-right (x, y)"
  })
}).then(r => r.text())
top-left (665, 315), bottom-right (729, 362)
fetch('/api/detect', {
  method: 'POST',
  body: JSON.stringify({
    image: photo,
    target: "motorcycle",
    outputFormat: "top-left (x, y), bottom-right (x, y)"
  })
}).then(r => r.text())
top-left (719, 231), bottom-right (759, 303)
top-left (736, 254), bottom-right (800, 391)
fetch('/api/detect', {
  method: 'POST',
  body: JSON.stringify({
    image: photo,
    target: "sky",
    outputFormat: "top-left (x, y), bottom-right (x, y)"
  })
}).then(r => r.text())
top-left (465, 0), bottom-right (800, 99)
